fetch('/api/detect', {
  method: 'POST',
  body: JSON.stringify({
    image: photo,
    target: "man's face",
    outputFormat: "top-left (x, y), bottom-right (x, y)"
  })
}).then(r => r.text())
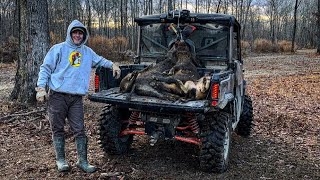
top-left (72, 30), bottom-right (84, 45)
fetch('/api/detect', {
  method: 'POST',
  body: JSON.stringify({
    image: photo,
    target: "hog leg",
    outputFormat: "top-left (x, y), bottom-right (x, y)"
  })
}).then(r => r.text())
top-left (126, 83), bottom-right (165, 101)
top-left (126, 84), bottom-right (136, 101)
top-left (135, 84), bottom-right (166, 99)
top-left (135, 83), bottom-right (181, 101)
top-left (160, 91), bottom-right (182, 101)
top-left (152, 77), bottom-right (188, 95)
top-left (120, 71), bottom-right (139, 93)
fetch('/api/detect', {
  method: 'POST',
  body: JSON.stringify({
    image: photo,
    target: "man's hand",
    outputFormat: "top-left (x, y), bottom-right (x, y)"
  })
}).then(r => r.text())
top-left (112, 62), bottom-right (121, 79)
top-left (35, 87), bottom-right (47, 103)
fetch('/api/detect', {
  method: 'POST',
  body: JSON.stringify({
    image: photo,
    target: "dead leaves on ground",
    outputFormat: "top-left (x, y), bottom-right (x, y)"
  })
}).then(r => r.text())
top-left (247, 72), bottom-right (320, 161)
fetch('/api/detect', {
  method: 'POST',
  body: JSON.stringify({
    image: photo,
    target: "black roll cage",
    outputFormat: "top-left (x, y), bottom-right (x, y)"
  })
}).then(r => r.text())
top-left (134, 10), bottom-right (242, 65)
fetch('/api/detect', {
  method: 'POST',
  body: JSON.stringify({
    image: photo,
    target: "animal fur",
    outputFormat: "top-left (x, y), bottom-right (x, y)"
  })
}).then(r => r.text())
top-left (119, 40), bottom-right (204, 101)
top-left (120, 57), bottom-right (187, 101)
top-left (168, 40), bottom-right (200, 82)
top-left (119, 71), bottom-right (139, 93)
top-left (183, 75), bottom-right (211, 100)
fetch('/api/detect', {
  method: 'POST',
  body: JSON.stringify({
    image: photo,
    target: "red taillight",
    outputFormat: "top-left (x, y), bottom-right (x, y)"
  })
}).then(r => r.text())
top-left (211, 83), bottom-right (219, 106)
top-left (94, 74), bottom-right (99, 92)
top-left (211, 83), bottom-right (219, 99)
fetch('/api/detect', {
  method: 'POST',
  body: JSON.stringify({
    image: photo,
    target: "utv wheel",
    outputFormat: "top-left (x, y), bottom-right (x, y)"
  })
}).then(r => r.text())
top-left (199, 112), bottom-right (231, 173)
top-left (98, 105), bottom-right (133, 154)
top-left (236, 95), bottom-right (254, 137)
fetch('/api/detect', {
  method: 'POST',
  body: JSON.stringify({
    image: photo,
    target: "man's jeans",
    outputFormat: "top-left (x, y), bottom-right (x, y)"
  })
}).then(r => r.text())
top-left (48, 90), bottom-right (85, 138)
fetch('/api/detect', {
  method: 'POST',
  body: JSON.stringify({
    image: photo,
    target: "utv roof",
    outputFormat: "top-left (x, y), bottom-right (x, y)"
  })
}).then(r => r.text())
top-left (135, 10), bottom-right (240, 29)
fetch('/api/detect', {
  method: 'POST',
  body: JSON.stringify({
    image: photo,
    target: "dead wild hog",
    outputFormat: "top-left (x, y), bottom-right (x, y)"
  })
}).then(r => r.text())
top-left (120, 57), bottom-right (187, 101)
top-left (120, 56), bottom-right (175, 93)
top-left (122, 71), bottom-right (186, 101)
top-left (168, 40), bottom-right (200, 82)
top-left (120, 40), bottom-right (203, 101)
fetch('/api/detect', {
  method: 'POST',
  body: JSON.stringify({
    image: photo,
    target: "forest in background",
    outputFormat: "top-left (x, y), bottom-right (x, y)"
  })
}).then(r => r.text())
top-left (1, 0), bottom-right (320, 104)
top-left (1, 0), bottom-right (320, 62)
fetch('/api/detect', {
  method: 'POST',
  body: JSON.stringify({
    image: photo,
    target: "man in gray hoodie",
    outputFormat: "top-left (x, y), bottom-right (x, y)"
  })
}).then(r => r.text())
top-left (35, 20), bottom-right (121, 173)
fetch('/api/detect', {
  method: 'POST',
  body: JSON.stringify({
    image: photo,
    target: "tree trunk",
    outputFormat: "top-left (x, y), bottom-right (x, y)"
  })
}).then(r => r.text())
top-left (13, 0), bottom-right (19, 38)
top-left (195, 0), bottom-right (198, 13)
top-left (86, 0), bottom-right (92, 35)
top-left (10, 0), bottom-right (50, 104)
top-left (168, 0), bottom-right (173, 12)
top-left (292, 0), bottom-right (299, 52)
top-left (216, 0), bottom-right (222, 13)
top-left (124, 0), bottom-right (128, 37)
top-left (317, 0), bottom-right (320, 53)
top-left (241, 0), bottom-right (252, 40)
top-left (120, 0), bottom-right (124, 35)
top-left (149, 0), bottom-right (152, 14)
top-left (159, 0), bottom-right (162, 13)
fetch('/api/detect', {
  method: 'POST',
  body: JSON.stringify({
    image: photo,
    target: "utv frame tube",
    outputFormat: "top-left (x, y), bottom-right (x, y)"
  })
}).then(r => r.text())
top-left (229, 18), bottom-right (234, 65)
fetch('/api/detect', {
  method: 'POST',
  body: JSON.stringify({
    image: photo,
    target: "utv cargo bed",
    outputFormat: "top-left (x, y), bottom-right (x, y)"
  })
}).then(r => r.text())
top-left (88, 88), bottom-right (210, 113)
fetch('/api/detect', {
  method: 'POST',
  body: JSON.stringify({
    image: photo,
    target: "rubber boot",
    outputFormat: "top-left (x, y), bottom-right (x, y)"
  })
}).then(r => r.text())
top-left (75, 136), bottom-right (96, 173)
top-left (52, 136), bottom-right (70, 172)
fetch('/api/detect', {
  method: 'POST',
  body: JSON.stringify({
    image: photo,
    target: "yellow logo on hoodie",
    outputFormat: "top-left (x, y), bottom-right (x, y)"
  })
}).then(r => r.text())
top-left (69, 51), bottom-right (82, 67)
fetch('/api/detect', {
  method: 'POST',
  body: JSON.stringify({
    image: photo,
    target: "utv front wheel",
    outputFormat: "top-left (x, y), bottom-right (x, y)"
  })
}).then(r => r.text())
top-left (98, 105), bottom-right (133, 154)
top-left (199, 112), bottom-right (231, 173)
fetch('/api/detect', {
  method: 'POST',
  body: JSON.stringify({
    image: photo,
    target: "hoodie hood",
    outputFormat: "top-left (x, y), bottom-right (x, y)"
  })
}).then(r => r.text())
top-left (66, 20), bottom-right (89, 47)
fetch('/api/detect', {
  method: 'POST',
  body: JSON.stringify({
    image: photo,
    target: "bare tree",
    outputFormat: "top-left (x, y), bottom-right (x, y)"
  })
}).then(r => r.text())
top-left (3, 0), bottom-right (320, 56)
top-left (267, 0), bottom-right (278, 44)
top-left (168, 0), bottom-right (173, 12)
top-left (85, 0), bottom-right (92, 35)
top-left (216, 0), bottom-right (222, 13)
top-left (318, 0), bottom-right (320, 53)
top-left (292, 0), bottom-right (299, 52)
top-left (120, 0), bottom-right (128, 37)
top-left (241, 0), bottom-right (253, 40)
top-left (0, 1), bottom-right (16, 42)
top-left (10, 0), bottom-right (50, 104)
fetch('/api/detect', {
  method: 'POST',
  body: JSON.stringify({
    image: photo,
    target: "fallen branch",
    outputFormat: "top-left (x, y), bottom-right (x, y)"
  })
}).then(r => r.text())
top-left (28, 116), bottom-right (43, 122)
top-left (0, 108), bottom-right (46, 121)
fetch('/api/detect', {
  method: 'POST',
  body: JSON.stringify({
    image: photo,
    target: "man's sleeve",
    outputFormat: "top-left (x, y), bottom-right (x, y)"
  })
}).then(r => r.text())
top-left (90, 48), bottom-right (113, 69)
top-left (37, 46), bottom-right (59, 88)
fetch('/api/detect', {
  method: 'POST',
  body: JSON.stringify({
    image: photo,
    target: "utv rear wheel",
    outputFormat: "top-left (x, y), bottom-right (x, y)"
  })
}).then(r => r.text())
top-left (236, 95), bottom-right (254, 137)
top-left (98, 105), bottom-right (133, 154)
top-left (199, 112), bottom-right (231, 173)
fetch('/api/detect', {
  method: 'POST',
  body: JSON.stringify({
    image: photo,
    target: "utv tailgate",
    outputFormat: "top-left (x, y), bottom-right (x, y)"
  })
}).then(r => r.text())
top-left (88, 88), bottom-right (210, 113)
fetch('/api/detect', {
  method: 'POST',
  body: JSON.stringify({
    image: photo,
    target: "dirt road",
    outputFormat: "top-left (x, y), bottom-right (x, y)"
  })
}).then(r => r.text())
top-left (0, 51), bottom-right (319, 179)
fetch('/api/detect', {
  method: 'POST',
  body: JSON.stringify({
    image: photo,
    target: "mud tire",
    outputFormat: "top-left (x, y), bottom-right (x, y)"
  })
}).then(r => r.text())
top-left (199, 112), bottom-right (231, 173)
top-left (236, 95), bottom-right (254, 137)
top-left (98, 105), bottom-right (133, 154)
